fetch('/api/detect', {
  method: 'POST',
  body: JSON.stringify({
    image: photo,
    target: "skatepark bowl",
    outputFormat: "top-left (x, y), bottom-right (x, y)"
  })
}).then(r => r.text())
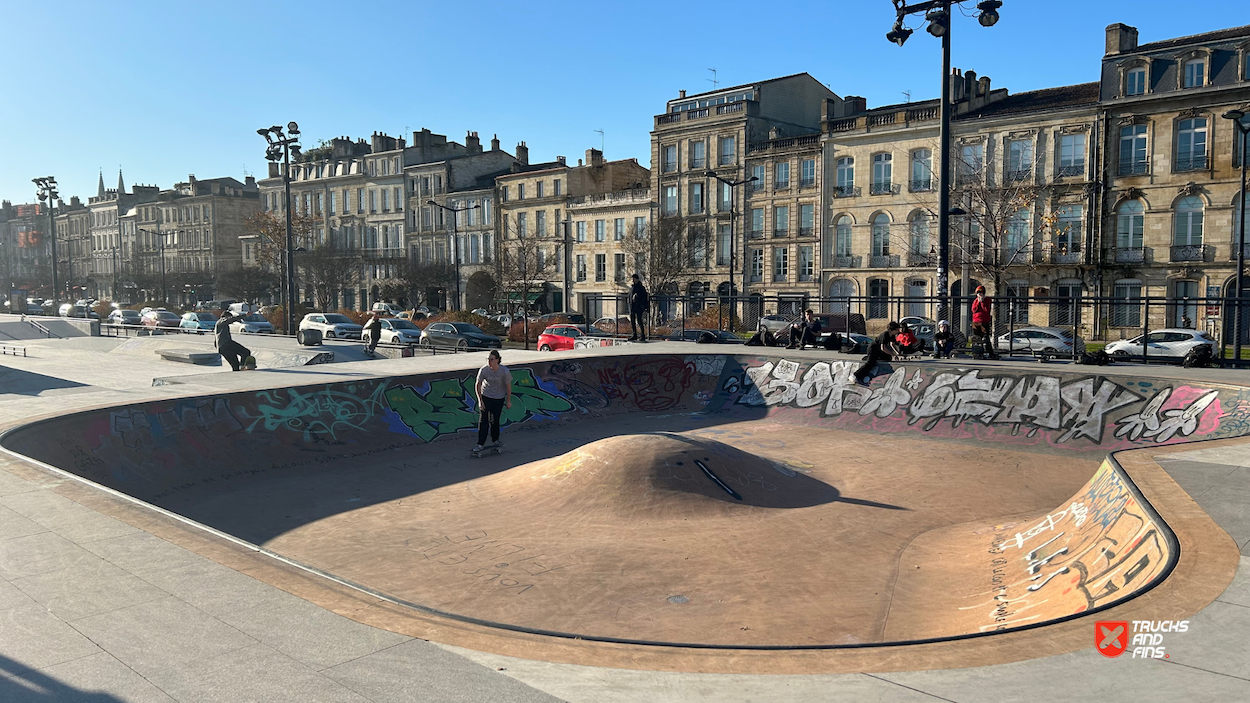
top-left (1, 351), bottom-right (1245, 674)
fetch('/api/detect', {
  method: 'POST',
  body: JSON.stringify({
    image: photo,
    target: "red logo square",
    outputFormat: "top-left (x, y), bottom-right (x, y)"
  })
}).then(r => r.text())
top-left (1096, 621), bottom-right (1129, 657)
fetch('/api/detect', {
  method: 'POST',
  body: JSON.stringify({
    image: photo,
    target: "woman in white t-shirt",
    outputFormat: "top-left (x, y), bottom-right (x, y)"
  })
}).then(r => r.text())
top-left (474, 350), bottom-right (513, 452)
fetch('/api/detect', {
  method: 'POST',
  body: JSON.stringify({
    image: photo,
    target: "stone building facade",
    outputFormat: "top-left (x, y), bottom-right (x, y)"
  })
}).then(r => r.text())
top-left (0, 201), bottom-right (52, 297)
top-left (566, 186), bottom-right (651, 319)
top-left (52, 197), bottom-right (90, 299)
top-left (87, 171), bottom-right (158, 301)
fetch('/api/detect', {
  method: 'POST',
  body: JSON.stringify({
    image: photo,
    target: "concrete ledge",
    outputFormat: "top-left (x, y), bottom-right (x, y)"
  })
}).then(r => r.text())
top-left (156, 349), bottom-right (221, 365)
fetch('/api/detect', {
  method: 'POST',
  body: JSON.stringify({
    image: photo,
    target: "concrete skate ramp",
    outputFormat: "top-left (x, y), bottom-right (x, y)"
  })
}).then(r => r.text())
top-left (2, 353), bottom-right (1246, 650)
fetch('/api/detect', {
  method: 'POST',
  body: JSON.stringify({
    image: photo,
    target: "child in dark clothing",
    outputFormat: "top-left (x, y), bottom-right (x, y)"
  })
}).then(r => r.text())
top-left (855, 321), bottom-right (901, 386)
top-left (932, 320), bottom-right (954, 358)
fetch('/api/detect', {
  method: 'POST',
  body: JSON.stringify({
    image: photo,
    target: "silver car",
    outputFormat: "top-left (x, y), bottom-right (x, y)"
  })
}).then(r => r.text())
top-left (997, 326), bottom-right (1084, 354)
top-left (1105, 329), bottom-right (1215, 358)
top-left (758, 314), bottom-right (795, 333)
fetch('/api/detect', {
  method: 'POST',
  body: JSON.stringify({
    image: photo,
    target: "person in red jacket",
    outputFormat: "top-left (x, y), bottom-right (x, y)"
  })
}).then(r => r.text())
top-left (971, 285), bottom-right (998, 359)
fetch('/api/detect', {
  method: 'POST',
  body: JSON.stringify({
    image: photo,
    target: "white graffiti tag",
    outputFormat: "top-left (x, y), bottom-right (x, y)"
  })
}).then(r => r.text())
top-left (1113, 388), bottom-right (1220, 442)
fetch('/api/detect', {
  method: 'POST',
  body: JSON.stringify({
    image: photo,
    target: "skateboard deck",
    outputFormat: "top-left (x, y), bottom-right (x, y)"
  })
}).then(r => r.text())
top-left (470, 445), bottom-right (503, 458)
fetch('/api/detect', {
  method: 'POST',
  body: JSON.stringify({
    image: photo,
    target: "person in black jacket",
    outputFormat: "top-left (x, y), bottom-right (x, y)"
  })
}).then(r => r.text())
top-left (215, 305), bottom-right (251, 371)
top-left (628, 274), bottom-right (650, 342)
top-left (362, 311), bottom-right (383, 353)
top-left (854, 321), bottom-right (901, 386)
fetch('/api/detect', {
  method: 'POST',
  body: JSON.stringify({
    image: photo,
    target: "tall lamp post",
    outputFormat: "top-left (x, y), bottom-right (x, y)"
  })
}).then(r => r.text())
top-left (428, 200), bottom-right (480, 312)
top-left (137, 228), bottom-right (172, 305)
top-left (887, 0), bottom-right (1001, 324)
top-left (704, 171), bottom-right (758, 330)
top-left (32, 177), bottom-right (60, 306)
top-left (1224, 108), bottom-right (1250, 361)
top-left (258, 122), bottom-right (302, 333)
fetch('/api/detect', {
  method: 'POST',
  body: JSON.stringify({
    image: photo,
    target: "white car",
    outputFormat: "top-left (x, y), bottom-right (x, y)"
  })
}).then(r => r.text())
top-left (299, 313), bottom-right (363, 340)
top-left (1105, 329), bottom-right (1215, 358)
top-left (230, 313), bottom-right (274, 334)
top-left (379, 318), bottom-right (423, 345)
top-left (371, 302), bottom-right (404, 316)
top-left (997, 326), bottom-right (1085, 354)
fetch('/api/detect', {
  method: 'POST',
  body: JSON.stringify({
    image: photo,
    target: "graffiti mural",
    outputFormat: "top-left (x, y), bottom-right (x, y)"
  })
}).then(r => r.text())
top-left (236, 382), bottom-right (389, 442)
top-left (735, 359), bottom-right (1228, 448)
top-left (385, 368), bottom-right (574, 442)
top-left (594, 357), bottom-right (697, 412)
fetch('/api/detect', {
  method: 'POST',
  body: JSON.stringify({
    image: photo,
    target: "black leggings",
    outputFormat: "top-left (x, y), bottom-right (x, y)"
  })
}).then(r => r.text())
top-left (854, 348), bottom-right (892, 383)
top-left (219, 340), bottom-right (251, 371)
top-left (478, 396), bottom-right (505, 445)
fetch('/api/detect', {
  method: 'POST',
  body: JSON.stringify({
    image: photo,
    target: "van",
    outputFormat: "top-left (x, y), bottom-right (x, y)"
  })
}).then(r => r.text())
top-left (228, 302), bottom-right (256, 315)
top-left (372, 302), bottom-right (403, 316)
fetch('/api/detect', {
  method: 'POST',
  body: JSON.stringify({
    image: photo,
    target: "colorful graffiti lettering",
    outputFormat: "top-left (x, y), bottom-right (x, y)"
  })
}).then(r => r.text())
top-left (236, 382), bottom-right (389, 441)
top-left (738, 359), bottom-right (1224, 446)
top-left (385, 368), bottom-right (574, 442)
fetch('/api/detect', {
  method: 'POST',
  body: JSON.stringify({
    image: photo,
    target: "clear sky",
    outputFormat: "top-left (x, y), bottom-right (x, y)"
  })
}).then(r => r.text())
top-left (1, 0), bottom-right (1245, 204)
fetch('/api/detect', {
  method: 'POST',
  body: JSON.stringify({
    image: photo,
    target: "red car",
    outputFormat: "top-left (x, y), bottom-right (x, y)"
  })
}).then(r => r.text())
top-left (537, 325), bottom-right (585, 351)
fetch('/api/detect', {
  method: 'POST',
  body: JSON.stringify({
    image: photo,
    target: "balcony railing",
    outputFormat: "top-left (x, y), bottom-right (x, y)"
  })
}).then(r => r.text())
top-left (1057, 164), bottom-right (1084, 178)
top-left (828, 117), bottom-right (859, 132)
top-left (748, 229), bottom-right (764, 239)
top-left (831, 254), bottom-right (861, 268)
top-left (1006, 168), bottom-right (1032, 183)
top-left (716, 103), bottom-right (744, 115)
top-left (832, 185), bottom-right (860, 198)
top-left (906, 251), bottom-right (934, 267)
top-left (798, 227), bottom-right (814, 237)
top-left (656, 113), bottom-right (681, 126)
top-left (1047, 249), bottom-right (1083, 265)
top-left (774, 180), bottom-right (791, 191)
top-left (661, 161), bottom-right (677, 173)
top-left (800, 177), bottom-right (815, 188)
top-left (686, 108), bottom-right (710, 120)
top-left (908, 179), bottom-right (933, 192)
top-left (1170, 244), bottom-right (1208, 262)
top-left (772, 272), bottom-right (787, 282)
top-left (870, 182), bottom-right (901, 196)
top-left (1175, 154), bottom-right (1208, 172)
top-left (1118, 159), bottom-right (1149, 176)
top-left (869, 254), bottom-right (900, 268)
top-left (1115, 247), bottom-right (1145, 263)
top-left (773, 229), bottom-right (789, 239)
top-left (691, 158), bottom-right (705, 169)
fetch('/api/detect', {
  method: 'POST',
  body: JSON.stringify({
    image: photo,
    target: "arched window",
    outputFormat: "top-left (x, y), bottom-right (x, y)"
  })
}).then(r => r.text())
top-left (1117, 200), bottom-right (1144, 250)
top-left (868, 278), bottom-right (889, 319)
top-left (871, 153), bottom-right (893, 193)
top-left (1174, 196), bottom-right (1204, 246)
top-left (871, 213), bottom-right (890, 257)
top-left (835, 215), bottom-right (852, 257)
top-left (908, 213), bottom-right (931, 257)
top-left (910, 149), bottom-right (932, 191)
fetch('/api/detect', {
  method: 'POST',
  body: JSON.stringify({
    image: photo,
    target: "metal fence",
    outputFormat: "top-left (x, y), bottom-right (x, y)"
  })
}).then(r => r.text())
top-left (580, 292), bottom-right (1249, 364)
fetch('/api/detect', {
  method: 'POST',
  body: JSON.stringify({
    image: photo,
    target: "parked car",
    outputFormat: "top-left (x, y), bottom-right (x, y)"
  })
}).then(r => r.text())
top-left (665, 329), bottom-right (746, 344)
top-left (997, 326), bottom-right (1085, 354)
top-left (537, 325), bottom-right (585, 351)
top-left (299, 313), bottom-right (363, 340)
top-left (1105, 329), bottom-right (1216, 358)
top-left (59, 303), bottom-right (98, 318)
top-left (416, 305), bottom-right (441, 317)
top-left (378, 318), bottom-right (423, 345)
top-left (758, 314), bottom-right (795, 334)
top-left (419, 322), bottom-right (501, 350)
top-left (537, 312), bottom-right (586, 326)
top-left (371, 302), bottom-right (403, 316)
top-left (230, 313), bottom-right (275, 335)
top-left (470, 308), bottom-right (491, 317)
top-left (593, 316), bottom-right (633, 336)
top-left (141, 309), bottom-right (181, 330)
top-left (106, 309), bottom-right (141, 325)
top-left (180, 311), bottom-right (217, 334)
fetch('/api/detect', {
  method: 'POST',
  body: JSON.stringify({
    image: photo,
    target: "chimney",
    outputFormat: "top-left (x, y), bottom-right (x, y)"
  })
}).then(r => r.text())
top-left (490, 134), bottom-right (501, 151)
top-left (977, 75), bottom-right (991, 97)
top-left (466, 131), bottom-right (481, 154)
top-left (951, 68), bottom-right (966, 102)
top-left (844, 96), bottom-right (867, 115)
top-left (578, 159), bottom-right (583, 166)
top-left (188, 174), bottom-right (198, 194)
top-left (964, 70), bottom-right (978, 99)
top-left (585, 148), bottom-right (604, 167)
top-left (245, 176), bottom-right (256, 188)
top-left (556, 155), bottom-right (566, 165)
top-left (268, 163), bottom-right (280, 178)
top-left (1105, 23), bottom-right (1139, 55)
top-left (516, 141), bottom-right (529, 165)
top-left (679, 89), bottom-right (687, 98)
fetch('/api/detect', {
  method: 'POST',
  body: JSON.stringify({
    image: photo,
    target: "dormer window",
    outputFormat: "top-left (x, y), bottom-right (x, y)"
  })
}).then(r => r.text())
top-left (1184, 59), bottom-right (1205, 88)
top-left (1126, 67), bottom-right (1147, 96)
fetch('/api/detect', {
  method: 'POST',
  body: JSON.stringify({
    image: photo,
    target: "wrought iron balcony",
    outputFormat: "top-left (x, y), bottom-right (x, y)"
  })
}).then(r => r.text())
top-left (748, 229), bottom-right (764, 240)
top-left (906, 251), bottom-right (934, 267)
top-left (1174, 155), bottom-right (1208, 172)
top-left (1057, 164), bottom-right (1085, 178)
top-left (799, 177), bottom-right (816, 188)
top-left (1118, 159), bottom-right (1149, 176)
top-left (1115, 247), bottom-right (1145, 263)
top-left (831, 254), bottom-right (861, 268)
top-left (1006, 169), bottom-right (1032, 183)
top-left (774, 181), bottom-right (791, 191)
top-left (870, 182), bottom-right (900, 196)
top-left (1047, 248), bottom-right (1082, 265)
top-left (1170, 244), bottom-right (1208, 262)
top-left (832, 185), bottom-right (860, 198)
top-left (909, 179), bottom-right (933, 192)
top-left (869, 254), bottom-right (900, 268)
top-left (798, 227), bottom-right (814, 237)
top-left (772, 229), bottom-right (789, 239)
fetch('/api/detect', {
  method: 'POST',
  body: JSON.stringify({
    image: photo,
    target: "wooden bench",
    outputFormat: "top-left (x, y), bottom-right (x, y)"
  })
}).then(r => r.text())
top-left (156, 349), bottom-right (220, 365)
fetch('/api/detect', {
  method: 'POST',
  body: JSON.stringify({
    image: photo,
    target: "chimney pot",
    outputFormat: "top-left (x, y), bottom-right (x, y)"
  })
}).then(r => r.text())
top-left (1105, 23), bottom-right (1139, 55)
top-left (679, 89), bottom-right (687, 98)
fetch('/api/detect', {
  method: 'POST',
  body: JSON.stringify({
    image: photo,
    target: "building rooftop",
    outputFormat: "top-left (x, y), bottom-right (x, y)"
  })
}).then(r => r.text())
top-left (958, 82), bottom-right (1100, 119)
top-left (1132, 24), bottom-right (1250, 53)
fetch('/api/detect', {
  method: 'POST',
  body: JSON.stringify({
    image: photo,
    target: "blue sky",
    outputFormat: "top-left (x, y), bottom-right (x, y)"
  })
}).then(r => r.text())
top-left (1, 0), bottom-right (1244, 203)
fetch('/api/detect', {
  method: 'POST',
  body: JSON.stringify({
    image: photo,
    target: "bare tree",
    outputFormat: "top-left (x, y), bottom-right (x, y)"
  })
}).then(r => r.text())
top-left (242, 210), bottom-right (318, 271)
top-left (622, 213), bottom-right (690, 301)
top-left (218, 266), bottom-right (280, 304)
top-left (399, 259), bottom-right (456, 308)
top-left (298, 244), bottom-right (358, 311)
top-left (498, 220), bottom-right (558, 314)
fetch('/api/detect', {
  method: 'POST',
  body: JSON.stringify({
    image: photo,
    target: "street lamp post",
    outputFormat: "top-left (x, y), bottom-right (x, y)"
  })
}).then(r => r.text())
top-left (259, 123), bottom-right (302, 333)
top-left (137, 228), bottom-right (171, 305)
top-left (704, 171), bottom-right (758, 330)
top-left (887, 0), bottom-right (1001, 324)
top-left (428, 200), bottom-right (480, 312)
top-left (1223, 108), bottom-right (1250, 361)
top-left (32, 177), bottom-right (60, 306)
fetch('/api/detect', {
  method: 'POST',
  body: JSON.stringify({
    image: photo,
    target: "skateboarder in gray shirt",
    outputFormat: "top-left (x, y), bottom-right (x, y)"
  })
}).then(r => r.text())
top-left (215, 305), bottom-right (252, 372)
top-left (473, 350), bottom-right (512, 455)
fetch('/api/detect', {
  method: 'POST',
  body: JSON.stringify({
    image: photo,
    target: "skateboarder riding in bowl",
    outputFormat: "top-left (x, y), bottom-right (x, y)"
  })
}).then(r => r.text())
top-left (473, 350), bottom-right (512, 456)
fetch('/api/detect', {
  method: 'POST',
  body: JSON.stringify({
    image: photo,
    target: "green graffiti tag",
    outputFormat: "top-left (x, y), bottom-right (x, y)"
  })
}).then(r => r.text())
top-left (385, 368), bottom-right (574, 442)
